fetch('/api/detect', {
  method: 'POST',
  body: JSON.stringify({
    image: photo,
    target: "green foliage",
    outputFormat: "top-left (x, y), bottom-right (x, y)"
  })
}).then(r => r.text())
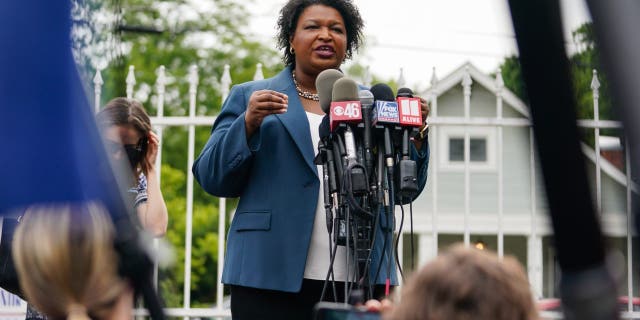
top-left (498, 55), bottom-right (528, 104)
top-left (497, 22), bottom-right (618, 145)
top-left (72, 0), bottom-right (282, 308)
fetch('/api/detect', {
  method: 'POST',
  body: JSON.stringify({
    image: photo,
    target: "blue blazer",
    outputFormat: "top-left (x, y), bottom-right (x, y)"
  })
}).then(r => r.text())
top-left (193, 66), bottom-right (430, 293)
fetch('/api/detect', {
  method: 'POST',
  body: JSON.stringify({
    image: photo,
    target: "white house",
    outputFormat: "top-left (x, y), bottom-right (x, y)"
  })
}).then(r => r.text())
top-left (405, 62), bottom-right (636, 299)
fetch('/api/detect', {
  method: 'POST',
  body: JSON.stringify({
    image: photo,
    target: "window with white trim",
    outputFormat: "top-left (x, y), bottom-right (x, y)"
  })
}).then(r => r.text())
top-left (439, 126), bottom-right (496, 171)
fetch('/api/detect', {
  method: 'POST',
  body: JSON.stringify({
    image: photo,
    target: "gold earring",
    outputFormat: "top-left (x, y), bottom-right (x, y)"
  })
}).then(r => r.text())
top-left (289, 46), bottom-right (295, 55)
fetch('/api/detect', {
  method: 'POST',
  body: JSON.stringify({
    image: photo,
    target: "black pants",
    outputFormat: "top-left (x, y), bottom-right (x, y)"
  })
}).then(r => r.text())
top-left (230, 279), bottom-right (387, 320)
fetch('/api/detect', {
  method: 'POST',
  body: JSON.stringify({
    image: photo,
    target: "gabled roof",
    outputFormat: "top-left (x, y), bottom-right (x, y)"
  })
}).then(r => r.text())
top-left (422, 61), bottom-right (530, 117)
top-left (424, 61), bottom-right (636, 192)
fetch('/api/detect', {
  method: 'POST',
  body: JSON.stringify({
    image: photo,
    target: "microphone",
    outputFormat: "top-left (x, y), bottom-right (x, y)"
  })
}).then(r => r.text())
top-left (370, 84), bottom-right (399, 128)
top-left (316, 69), bottom-right (344, 114)
top-left (319, 116), bottom-right (338, 196)
top-left (359, 90), bottom-right (375, 177)
top-left (395, 87), bottom-right (420, 198)
top-left (370, 84), bottom-right (397, 232)
top-left (315, 70), bottom-right (346, 191)
top-left (318, 116), bottom-right (340, 236)
top-left (370, 84), bottom-right (398, 161)
top-left (396, 87), bottom-right (422, 127)
top-left (330, 77), bottom-right (363, 132)
top-left (331, 78), bottom-right (367, 195)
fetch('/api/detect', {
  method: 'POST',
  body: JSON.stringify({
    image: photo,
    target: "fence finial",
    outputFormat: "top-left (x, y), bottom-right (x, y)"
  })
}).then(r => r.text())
top-left (93, 68), bottom-right (103, 113)
top-left (188, 65), bottom-right (199, 95)
top-left (156, 65), bottom-right (166, 95)
top-left (462, 66), bottom-right (473, 95)
top-left (253, 63), bottom-right (264, 81)
top-left (93, 68), bottom-right (104, 87)
top-left (495, 67), bottom-right (504, 94)
top-left (397, 67), bottom-right (406, 88)
top-left (591, 69), bottom-right (601, 99)
top-left (363, 65), bottom-right (372, 87)
top-left (430, 66), bottom-right (438, 87)
top-left (221, 64), bottom-right (232, 102)
top-left (126, 65), bottom-right (136, 99)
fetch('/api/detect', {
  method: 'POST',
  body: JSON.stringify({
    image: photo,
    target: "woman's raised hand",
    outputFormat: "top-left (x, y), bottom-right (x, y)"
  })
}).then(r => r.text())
top-left (244, 90), bottom-right (288, 137)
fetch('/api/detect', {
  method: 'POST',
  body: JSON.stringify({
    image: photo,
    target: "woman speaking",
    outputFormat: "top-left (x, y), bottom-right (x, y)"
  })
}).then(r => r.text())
top-left (193, 0), bottom-right (430, 318)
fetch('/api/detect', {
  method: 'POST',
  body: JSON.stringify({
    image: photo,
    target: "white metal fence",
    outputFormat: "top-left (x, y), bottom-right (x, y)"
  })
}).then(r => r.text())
top-left (100, 64), bottom-right (640, 319)
top-left (101, 62), bottom-right (636, 319)
top-left (1, 62), bottom-right (632, 319)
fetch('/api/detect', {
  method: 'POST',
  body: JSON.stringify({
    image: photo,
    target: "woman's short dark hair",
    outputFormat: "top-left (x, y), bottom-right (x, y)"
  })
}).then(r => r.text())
top-left (276, 0), bottom-right (364, 66)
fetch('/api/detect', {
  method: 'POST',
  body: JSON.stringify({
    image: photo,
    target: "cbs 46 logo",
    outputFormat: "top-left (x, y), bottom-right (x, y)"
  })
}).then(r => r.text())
top-left (334, 102), bottom-right (361, 119)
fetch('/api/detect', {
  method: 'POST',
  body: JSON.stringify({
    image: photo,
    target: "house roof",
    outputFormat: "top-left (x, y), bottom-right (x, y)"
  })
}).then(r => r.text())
top-left (424, 61), bottom-right (636, 192)
top-left (422, 61), bottom-right (530, 118)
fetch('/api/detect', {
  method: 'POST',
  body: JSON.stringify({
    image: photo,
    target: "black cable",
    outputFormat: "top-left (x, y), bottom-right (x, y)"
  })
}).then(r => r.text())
top-left (394, 205), bottom-right (405, 281)
top-left (320, 232), bottom-right (340, 303)
top-left (385, 152), bottom-right (396, 296)
top-left (344, 204), bottom-right (350, 304)
top-left (347, 214), bottom-right (358, 301)
top-left (410, 202), bottom-right (415, 271)
top-left (358, 199), bottom-right (380, 300)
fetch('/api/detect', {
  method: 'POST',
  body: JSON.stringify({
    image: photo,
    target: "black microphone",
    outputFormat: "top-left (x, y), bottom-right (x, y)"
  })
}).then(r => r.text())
top-left (319, 116), bottom-right (339, 197)
top-left (316, 70), bottom-right (345, 189)
top-left (369, 83), bottom-right (398, 166)
top-left (359, 89), bottom-right (375, 178)
top-left (396, 87), bottom-right (413, 96)
top-left (396, 87), bottom-right (414, 159)
top-left (370, 83), bottom-right (397, 235)
top-left (395, 87), bottom-right (419, 197)
top-left (332, 78), bottom-right (367, 194)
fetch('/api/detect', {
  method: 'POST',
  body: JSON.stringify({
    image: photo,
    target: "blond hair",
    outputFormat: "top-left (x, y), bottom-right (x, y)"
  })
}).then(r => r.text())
top-left (12, 202), bottom-right (127, 320)
top-left (386, 244), bottom-right (538, 320)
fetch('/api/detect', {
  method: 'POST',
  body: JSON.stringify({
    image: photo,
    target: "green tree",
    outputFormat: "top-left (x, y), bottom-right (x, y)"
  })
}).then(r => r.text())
top-left (498, 55), bottom-right (528, 104)
top-left (72, 0), bottom-right (281, 307)
top-left (497, 22), bottom-right (617, 145)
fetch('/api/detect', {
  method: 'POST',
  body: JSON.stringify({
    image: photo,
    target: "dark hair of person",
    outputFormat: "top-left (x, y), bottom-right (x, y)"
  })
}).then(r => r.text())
top-left (96, 97), bottom-right (152, 176)
top-left (276, 0), bottom-right (364, 66)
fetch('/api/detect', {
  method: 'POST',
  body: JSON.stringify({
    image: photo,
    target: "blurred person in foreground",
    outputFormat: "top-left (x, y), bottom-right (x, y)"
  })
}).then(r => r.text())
top-left (96, 97), bottom-right (168, 237)
top-left (12, 202), bottom-right (133, 320)
top-left (192, 0), bottom-right (430, 318)
top-left (366, 244), bottom-right (539, 320)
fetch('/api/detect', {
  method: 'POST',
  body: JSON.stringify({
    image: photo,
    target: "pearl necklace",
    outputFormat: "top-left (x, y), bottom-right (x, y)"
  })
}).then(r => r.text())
top-left (292, 71), bottom-right (319, 101)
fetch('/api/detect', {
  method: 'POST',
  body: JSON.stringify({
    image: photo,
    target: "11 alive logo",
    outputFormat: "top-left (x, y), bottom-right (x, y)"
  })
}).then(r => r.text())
top-left (397, 97), bottom-right (422, 126)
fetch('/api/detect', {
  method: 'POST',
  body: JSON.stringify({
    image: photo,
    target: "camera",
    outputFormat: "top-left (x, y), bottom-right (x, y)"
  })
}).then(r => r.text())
top-left (313, 302), bottom-right (381, 320)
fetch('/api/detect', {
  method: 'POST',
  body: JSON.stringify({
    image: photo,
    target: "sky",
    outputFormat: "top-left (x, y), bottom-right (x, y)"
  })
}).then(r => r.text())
top-left (247, 0), bottom-right (592, 91)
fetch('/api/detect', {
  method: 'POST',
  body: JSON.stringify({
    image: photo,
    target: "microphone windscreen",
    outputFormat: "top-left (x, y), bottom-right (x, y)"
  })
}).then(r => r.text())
top-left (316, 69), bottom-right (344, 113)
top-left (359, 89), bottom-right (374, 106)
top-left (397, 87), bottom-right (414, 97)
top-left (319, 115), bottom-right (331, 139)
top-left (370, 83), bottom-right (395, 102)
top-left (332, 78), bottom-right (359, 102)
